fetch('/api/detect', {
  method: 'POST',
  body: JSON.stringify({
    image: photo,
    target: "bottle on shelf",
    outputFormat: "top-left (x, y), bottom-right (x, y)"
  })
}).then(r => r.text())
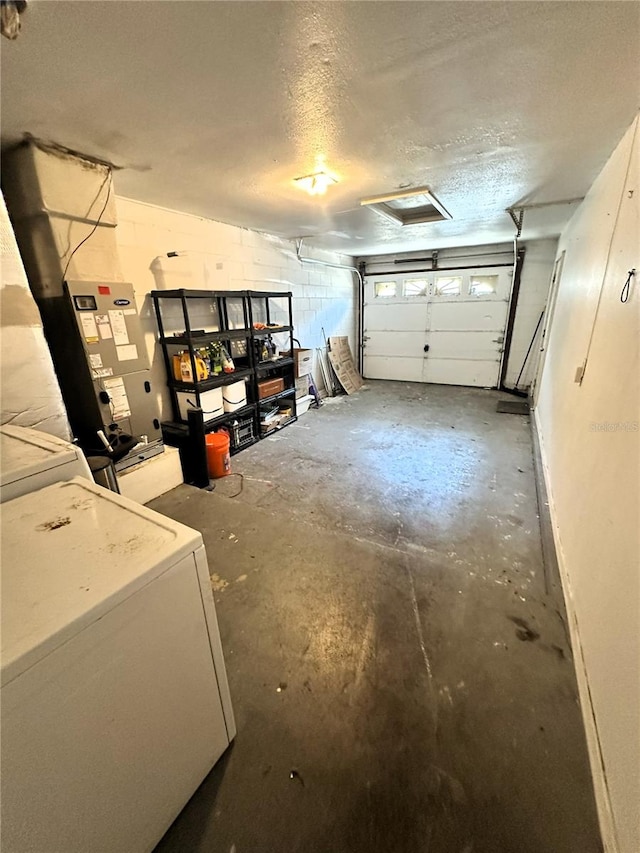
top-left (266, 336), bottom-right (276, 359)
top-left (199, 346), bottom-right (211, 374)
top-left (221, 344), bottom-right (235, 373)
top-left (210, 342), bottom-right (223, 375)
top-left (173, 350), bottom-right (208, 382)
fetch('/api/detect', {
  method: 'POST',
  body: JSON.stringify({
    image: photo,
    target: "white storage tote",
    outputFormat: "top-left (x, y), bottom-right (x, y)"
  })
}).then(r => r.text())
top-left (177, 387), bottom-right (224, 422)
top-left (222, 380), bottom-right (247, 413)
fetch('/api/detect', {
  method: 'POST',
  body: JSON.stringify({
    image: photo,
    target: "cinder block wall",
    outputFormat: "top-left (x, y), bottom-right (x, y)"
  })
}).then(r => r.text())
top-left (115, 197), bottom-right (357, 422)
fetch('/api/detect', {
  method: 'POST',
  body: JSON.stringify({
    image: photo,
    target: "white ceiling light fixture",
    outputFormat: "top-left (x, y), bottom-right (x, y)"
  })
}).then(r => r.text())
top-left (294, 169), bottom-right (339, 196)
top-left (360, 186), bottom-right (452, 226)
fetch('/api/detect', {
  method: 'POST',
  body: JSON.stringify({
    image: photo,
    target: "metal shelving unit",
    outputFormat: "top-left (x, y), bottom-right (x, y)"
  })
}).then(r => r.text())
top-left (247, 290), bottom-right (298, 438)
top-left (151, 289), bottom-right (258, 453)
top-left (151, 289), bottom-right (297, 468)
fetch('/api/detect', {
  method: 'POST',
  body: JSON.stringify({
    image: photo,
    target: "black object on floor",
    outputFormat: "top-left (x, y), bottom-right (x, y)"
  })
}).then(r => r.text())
top-left (497, 399), bottom-right (529, 414)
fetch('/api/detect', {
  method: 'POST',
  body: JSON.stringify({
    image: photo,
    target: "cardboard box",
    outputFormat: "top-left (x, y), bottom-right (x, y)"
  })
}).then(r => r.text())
top-left (258, 377), bottom-right (285, 400)
top-left (288, 348), bottom-right (313, 378)
top-left (295, 375), bottom-right (310, 398)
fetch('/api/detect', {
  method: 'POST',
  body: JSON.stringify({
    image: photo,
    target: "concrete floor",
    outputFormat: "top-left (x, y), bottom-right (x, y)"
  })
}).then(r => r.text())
top-left (150, 380), bottom-right (601, 853)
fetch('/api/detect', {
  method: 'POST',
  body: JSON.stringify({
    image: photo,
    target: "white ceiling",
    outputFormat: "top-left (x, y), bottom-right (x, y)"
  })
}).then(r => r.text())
top-left (1, 1), bottom-right (638, 255)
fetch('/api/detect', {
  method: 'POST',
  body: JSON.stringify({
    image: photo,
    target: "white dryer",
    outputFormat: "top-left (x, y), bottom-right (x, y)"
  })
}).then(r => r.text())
top-left (1, 477), bottom-right (235, 853)
top-left (0, 423), bottom-right (91, 502)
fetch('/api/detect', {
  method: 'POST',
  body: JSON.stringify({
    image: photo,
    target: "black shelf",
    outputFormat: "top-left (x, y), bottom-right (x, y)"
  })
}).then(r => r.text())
top-left (151, 288), bottom-right (246, 300)
top-left (260, 415), bottom-right (298, 436)
top-left (251, 325), bottom-right (292, 337)
top-left (256, 356), bottom-right (294, 373)
top-left (162, 416), bottom-right (259, 454)
top-left (258, 387), bottom-right (296, 405)
top-left (247, 289), bottom-right (291, 298)
top-left (201, 403), bottom-right (256, 431)
top-left (161, 328), bottom-right (252, 346)
top-left (169, 367), bottom-right (253, 392)
top-left (152, 288), bottom-right (297, 481)
top-left (231, 436), bottom-right (259, 456)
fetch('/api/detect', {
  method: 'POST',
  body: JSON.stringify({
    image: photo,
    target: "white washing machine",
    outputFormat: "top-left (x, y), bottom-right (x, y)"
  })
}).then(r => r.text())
top-left (1, 477), bottom-right (236, 853)
top-left (0, 423), bottom-right (91, 503)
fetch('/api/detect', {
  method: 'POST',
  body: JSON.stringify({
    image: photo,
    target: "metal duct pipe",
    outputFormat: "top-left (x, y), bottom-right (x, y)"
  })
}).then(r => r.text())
top-left (295, 239), bottom-right (364, 372)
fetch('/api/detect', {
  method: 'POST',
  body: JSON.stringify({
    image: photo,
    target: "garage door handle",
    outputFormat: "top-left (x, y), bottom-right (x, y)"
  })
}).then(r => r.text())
top-left (423, 344), bottom-right (430, 353)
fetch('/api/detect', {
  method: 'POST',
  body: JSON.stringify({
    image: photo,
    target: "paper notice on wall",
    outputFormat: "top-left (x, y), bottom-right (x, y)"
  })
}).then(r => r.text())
top-left (80, 313), bottom-right (99, 344)
top-left (103, 377), bottom-right (131, 419)
top-left (89, 353), bottom-right (103, 369)
top-left (116, 344), bottom-right (138, 362)
top-left (96, 314), bottom-right (113, 340)
top-left (108, 310), bottom-right (129, 346)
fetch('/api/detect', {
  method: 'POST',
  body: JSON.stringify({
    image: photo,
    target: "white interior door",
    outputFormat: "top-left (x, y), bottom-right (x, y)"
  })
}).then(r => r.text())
top-left (363, 268), bottom-right (512, 387)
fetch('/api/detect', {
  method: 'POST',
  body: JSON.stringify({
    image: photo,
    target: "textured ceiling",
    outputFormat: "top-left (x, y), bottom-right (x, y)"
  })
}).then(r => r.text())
top-left (1, 1), bottom-right (638, 254)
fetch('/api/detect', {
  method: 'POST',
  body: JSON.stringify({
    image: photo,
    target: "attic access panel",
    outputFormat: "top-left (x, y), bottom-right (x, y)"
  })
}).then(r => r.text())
top-left (360, 186), bottom-right (452, 226)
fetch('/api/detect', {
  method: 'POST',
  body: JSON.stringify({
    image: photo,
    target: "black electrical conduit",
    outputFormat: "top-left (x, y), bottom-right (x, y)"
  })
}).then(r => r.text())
top-left (498, 246), bottom-right (527, 395)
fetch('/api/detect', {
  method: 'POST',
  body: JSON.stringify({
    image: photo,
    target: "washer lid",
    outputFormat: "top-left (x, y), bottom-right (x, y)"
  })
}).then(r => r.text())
top-left (1, 477), bottom-right (202, 686)
top-left (0, 425), bottom-right (80, 486)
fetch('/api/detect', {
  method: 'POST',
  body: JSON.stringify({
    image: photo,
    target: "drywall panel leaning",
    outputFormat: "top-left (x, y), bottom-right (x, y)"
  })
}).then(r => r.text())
top-left (328, 336), bottom-right (363, 394)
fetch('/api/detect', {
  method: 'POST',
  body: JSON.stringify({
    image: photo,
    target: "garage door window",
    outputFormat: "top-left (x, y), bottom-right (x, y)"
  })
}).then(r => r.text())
top-left (374, 282), bottom-right (397, 298)
top-left (469, 275), bottom-right (498, 297)
top-left (434, 275), bottom-right (462, 296)
top-left (403, 279), bottom-right (429, 297)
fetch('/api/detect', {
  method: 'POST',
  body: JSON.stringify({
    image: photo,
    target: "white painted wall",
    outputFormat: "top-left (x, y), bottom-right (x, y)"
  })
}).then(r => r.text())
top-left (535, 115), bottom-right (639, 853)
top-left (0, 191), bottom-right (70, 440)
top-left (504, 238), bottom-right (558, 389)
top-left (114, 197), bottom-right (357, 422)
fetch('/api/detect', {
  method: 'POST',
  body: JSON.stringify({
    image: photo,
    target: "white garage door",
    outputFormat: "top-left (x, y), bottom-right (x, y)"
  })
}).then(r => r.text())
top-left (363, 267), bottom-right (512, 387)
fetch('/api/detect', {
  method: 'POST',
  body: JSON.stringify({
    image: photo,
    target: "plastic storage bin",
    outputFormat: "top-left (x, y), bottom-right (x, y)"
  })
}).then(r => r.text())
top-left (222, 380), bottom-right (247, 413)
top-left (176, 388), bottom-right (224, 423)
